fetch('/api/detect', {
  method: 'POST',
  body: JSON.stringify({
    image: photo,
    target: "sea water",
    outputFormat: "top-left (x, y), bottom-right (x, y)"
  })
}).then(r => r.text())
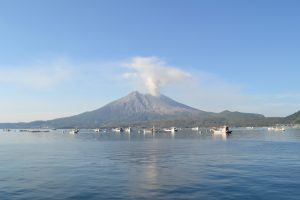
top-left (0, 128), bottom-right (300, 199)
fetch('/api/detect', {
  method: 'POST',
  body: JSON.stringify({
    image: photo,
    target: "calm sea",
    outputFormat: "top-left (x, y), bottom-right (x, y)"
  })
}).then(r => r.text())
top-left (0, 128), bottom-right (300, 200)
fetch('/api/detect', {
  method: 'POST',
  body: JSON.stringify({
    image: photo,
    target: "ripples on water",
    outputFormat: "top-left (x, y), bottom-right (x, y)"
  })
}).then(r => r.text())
top-left (0, 128), bottom-right (300, 199)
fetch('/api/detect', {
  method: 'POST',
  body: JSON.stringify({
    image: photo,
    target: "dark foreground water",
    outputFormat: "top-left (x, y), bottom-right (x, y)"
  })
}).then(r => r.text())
top-left (0, 128), bottom-right (300, 200)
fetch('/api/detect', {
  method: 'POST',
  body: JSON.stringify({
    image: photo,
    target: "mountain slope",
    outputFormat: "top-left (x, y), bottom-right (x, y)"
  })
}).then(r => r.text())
top-left (285, 111), bottom-right (300, 124)
top-left (0, 91), bottom-right (286, 128)
top-left (39, 91), bottom-right (210, 128)
top-left (94, 91), bottom-right (204, 115)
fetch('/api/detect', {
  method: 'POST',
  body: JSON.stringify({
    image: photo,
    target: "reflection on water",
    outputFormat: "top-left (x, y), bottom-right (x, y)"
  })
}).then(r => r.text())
top-left (144, 143), bottom-right (159, 193)
top-left (0, 128), bottom-right (300, 199)
top-left (212, 133), bottom-right (229, 141)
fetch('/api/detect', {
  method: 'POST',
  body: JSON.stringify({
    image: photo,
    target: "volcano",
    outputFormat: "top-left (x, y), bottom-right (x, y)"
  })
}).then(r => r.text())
top-left (44, 91), bottom-right (209, 127)
top-left (0, 91), bottom-right (270, 128)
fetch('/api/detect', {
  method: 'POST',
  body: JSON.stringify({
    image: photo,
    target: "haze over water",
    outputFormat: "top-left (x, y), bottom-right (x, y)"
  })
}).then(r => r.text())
top-left (1, 128), bottom-right (300, 199)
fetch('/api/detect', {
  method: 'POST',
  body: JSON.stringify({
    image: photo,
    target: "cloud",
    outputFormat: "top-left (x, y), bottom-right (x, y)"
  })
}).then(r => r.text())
top-left (123, 56), bottom-right (190, 96)
top-left (121, 58), bottom-right (255, 113)
top-left (169, 70), bottom-right (300, 117)
top-left (121, 56), bottom-right (272, 114)
top-left (168, 70), bottom-right (245, 110)
top-left (0, 56), bottom-right (298, 122)
top-left (0, 60), bottom-right (72, 89)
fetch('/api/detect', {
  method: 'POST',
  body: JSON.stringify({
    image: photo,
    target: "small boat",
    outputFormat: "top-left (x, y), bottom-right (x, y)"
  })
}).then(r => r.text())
top-left (94, 128), bottom-right (101, 133)
top-left (151, 126), bottom-right (157, 133)
top-left (211, 126), bottom-right (232, 135)
top-left (268, 126), bottom-right (285, 131)
top-left (143, 126), bottom-right (156, 134)
top-left (69, 128), bottom-right (79, 134)
top-left (112, 128), bottom-right (123, 132)
top-left (163, 127), bottom-right (178, 133)
top-left (143, 129), bottom-right (152, 134)
top-left (191, 127), bottom-right (199, 131)
top-left (125, 127), bottom-right (132, 133)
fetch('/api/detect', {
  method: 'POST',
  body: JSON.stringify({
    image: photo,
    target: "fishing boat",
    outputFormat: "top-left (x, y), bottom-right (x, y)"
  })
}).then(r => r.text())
top-left (191, 127), bottom-right (199, 131)
top-left (268, 126), bottom-right (285, 131)
top-left (142, 126), bottom-right (156, 134)
top-left (69, 128), bottom-right (79, 134)
top-left (163, 127), bottom-right (178, 133)
top-left (94, 128), bottom-right (100, 133)
top-left (112, 127), bottom-right (123, 132)
top-left (125, 127), bottom-right (132, 133)
top-left (143, 129), bottom-right (152, 134)
top-left (211, 126), bottom-right (232, 135)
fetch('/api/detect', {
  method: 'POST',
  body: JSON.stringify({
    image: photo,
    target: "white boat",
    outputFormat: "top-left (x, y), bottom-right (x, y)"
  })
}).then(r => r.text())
top-left (125, 127), bottom-right (132, 133)
top-left (94, 128), bottom-right (100, 133)
top-left (163, 127), bottom-right (178, 133)
top-left (112, 128), bottom-right (123, 132)
top-left (69, 128), bottom-right (79, 134)
top-left (268, 126), bottom-right (285, 131)
top-left (143, 129), bottom-right (152, 134)
top-left (143, 126), bottom-right (156, 134)
top-left (191, 127), bottom-right (199, 131)
top-left (211, 126), bottom-right (232, 135)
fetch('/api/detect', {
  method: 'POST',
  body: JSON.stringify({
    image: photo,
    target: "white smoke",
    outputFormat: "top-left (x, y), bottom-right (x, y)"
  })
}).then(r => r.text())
top-left (123, 57), bottom-right (190, 96)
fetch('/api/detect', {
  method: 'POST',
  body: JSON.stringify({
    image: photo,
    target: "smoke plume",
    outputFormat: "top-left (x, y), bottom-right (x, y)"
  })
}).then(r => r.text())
top-left (123, 57), bottom-right (190, 96)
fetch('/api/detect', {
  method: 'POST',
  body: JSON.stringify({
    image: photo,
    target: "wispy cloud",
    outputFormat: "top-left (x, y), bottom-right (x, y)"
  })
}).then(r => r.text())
top-left (0, 60), bottom-right (72, 89)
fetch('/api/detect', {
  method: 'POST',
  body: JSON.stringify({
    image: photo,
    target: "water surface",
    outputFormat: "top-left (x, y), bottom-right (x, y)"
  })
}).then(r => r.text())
top-left (0, 128), bottom-right (300, 199)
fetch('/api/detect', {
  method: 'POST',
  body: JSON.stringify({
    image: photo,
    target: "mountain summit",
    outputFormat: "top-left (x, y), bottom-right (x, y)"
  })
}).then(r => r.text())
top-left (105, 91), bottom-right (202, 115)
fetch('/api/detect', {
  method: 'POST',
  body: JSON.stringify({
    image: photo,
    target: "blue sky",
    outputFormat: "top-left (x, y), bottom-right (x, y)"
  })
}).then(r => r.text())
top-left (0, 0), bottom-right (300, 122)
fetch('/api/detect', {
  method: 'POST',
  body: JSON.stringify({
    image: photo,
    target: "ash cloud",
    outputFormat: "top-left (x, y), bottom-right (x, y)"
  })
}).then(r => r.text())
top-left (123, 57), bottom-right (190, 96)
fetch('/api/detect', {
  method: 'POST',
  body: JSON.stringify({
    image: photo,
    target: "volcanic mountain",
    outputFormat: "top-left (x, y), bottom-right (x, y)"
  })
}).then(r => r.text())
top-left (0, 91), bottom-right (275, 128)
top-left (44, 91), bottom-right (210, 128)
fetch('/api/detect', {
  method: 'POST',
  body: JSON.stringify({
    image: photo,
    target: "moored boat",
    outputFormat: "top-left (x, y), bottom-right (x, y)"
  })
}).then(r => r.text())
top-left (163, 127), bottom-right (178, 133)
top-left (125, 127), bottom-right (132, 133)
top-left (143, 129), bottom-right (152, 134)
top-left (142, 126), bottom-right (156, 134)
top-left (191, 127), bottom-right (199, 131)
top-left (268, 126), bottom-right (285, 131)
top-left (211, 126), bottom-right (232, 135)
top-left (112, 127), bottom-right (123, 132)
top-left (94, 128), bottom-right (100, 133)
top-left (69, 128), bottom-right (79, 134)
